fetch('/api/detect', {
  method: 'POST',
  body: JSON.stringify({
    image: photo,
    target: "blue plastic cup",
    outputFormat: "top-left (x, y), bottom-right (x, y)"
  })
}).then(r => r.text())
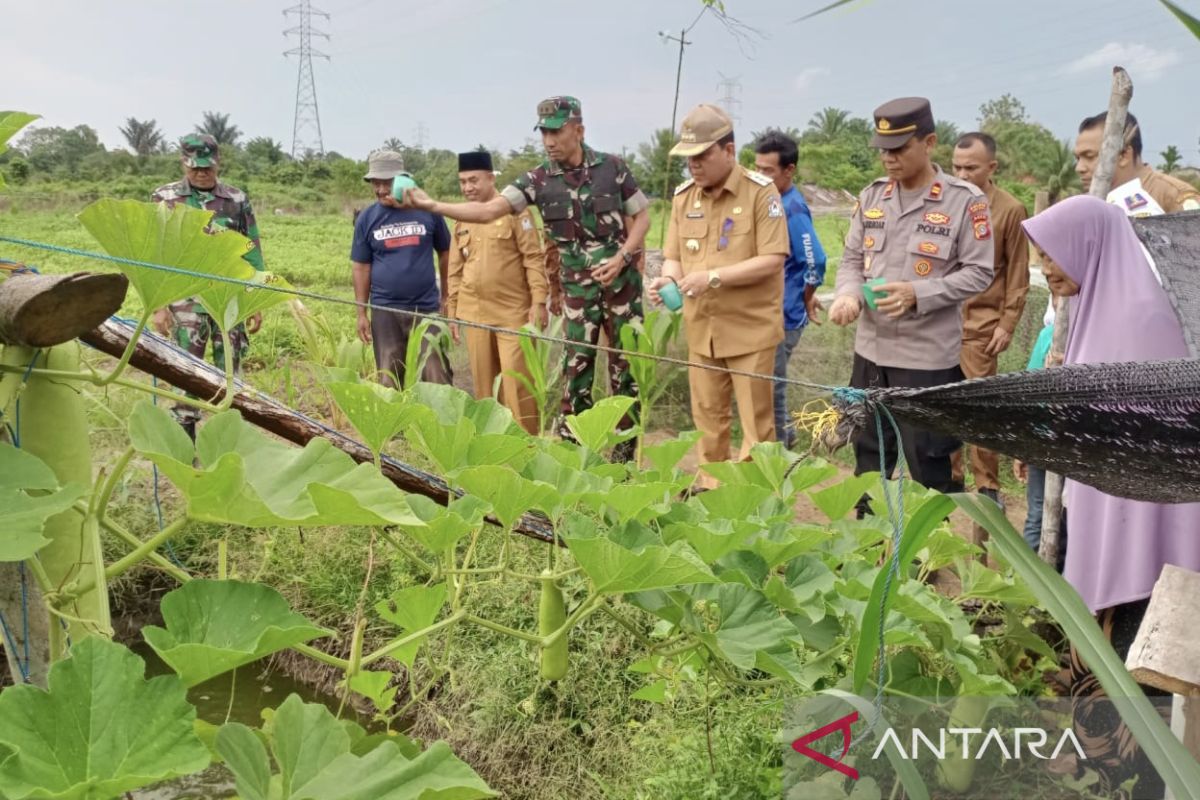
top-left (658, 279), bottom-right (683, 311)
top-left (391, 173), bottom-right (418, 201)
top-left (862, 277), bottom-right (888, 310)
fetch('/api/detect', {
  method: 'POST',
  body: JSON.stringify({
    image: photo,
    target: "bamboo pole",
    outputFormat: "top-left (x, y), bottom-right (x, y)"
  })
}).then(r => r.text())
top-left (1038, 66), bottom-right (1133, 567)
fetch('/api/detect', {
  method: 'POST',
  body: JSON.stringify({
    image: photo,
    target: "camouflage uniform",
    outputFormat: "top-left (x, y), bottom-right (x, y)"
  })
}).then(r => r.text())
top-left (500, 99), bottom-right (650, 436)
top-left (152, 134), bottom-right (265, 426)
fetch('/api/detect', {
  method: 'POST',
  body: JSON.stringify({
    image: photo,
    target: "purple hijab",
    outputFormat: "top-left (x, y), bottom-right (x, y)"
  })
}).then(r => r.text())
top-left (1022, 195), bottom-right (1200, 612)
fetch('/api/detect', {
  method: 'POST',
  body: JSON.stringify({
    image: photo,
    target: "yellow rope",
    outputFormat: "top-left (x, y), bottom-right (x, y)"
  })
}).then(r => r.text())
top-left (793, 398), bottom-right (842, 444)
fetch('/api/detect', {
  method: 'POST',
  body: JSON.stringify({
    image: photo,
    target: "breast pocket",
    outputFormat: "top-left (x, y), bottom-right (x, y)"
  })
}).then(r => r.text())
top-left (591, 193), bottom-right (622, 237)
top-left (540, 197), bottom-right (576, 244)
top-left (906, 235), bottom-right (952, 280)
top-left (679, 219), bottom-right (709, 263)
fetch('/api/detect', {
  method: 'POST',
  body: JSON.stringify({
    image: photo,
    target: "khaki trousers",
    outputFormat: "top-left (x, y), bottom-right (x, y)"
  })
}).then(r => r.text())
top-left (689, 346), bottom-right (776, 489)
top-left (951, 336), bottom-right (1000, 491)
top-left (465, 325), bottom-right (539, 435)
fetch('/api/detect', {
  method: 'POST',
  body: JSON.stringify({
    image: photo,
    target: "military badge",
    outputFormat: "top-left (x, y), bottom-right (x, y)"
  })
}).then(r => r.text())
top-left (914, 259), bottom-right (932, 276)
top-left (863, 235), bottom-right (875, 249)
top-left (973, 220), bottom-right (991, 240)
top-left (918, 241), bottom-right (939, 255)
top-left (864, 207), bottom-right (885, 220)
top-left (923, 211), bottom-right (950, 225)
top-left (878, 118), bottom-right (892, 131)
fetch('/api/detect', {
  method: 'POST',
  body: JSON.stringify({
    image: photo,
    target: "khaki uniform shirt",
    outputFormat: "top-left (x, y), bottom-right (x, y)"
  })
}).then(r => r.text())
top-left (835, 167), bottom-right (994, 370)
top-left (664, 167), bottom-right (790, 359)
top-left (1139, 165), bottom-right (1200, 212)
top-left (962, 183), bottom-right (1029, 341)
top-left (447, 208), bottom-right (549, 327)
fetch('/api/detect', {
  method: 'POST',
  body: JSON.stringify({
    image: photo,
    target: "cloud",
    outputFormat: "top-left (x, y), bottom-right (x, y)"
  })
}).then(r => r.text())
top-left (1061, 42), bottom-right (1182, 81)
top-left (794, 67), bottom-right (831, 93)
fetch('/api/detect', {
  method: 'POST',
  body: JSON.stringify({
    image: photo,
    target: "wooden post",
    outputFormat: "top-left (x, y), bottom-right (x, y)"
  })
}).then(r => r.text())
top-left (0, 272), bottom-right (128, 347)
top-left (1038, 66), bottom-right (1133, 567)
top-left (1126, 564), bottom-right (1200, 795)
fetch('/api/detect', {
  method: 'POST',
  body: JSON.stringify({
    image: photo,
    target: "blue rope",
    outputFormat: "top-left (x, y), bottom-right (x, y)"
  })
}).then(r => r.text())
top-left (0, 609), bottom-right (30, 683)
top-left (18, 563), bottom-right (30, 679)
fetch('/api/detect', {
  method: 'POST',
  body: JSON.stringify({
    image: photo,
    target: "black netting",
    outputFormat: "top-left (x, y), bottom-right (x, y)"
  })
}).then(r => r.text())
top-left (866, 359), bottom-right (1200, 504)
top-left (1133, 211), bottom-right (1200, 358)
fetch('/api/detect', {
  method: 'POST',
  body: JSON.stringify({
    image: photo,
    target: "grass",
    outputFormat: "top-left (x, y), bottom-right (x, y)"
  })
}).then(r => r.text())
top-left (2, 199), bottom-right (1048, 797)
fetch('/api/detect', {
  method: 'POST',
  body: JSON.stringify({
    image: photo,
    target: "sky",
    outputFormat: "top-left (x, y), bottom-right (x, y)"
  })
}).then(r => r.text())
top-left (4, 0), bottom-right (1200, 166)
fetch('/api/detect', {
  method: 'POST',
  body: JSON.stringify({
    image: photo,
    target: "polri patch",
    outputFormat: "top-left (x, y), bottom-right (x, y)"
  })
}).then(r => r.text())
top-left (914, 259), bottom-right (932, 276)
top-left (918, 241), bottom-right (939, 255)
top-left (973, 220), bottom-right (991, 240)
top-left (923, 211), bottom-right (950, 225)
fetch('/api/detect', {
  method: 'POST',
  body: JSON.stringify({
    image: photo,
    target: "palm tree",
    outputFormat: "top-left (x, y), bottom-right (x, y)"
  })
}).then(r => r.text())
top-left (935, 121), bottom-right (960, 147)
top-left (382, 137), bottom-right (405, 152)
top-left (1044, 138), bottom-right (1081, 203)
top-left (118, 117), bottom-right (164, 157)
top-left (805, 108), bottom-right (852, 142)
top-left (194, 111), bottom-right (241, 147)
top-left (1160, 145), bottom-right (1183, 173)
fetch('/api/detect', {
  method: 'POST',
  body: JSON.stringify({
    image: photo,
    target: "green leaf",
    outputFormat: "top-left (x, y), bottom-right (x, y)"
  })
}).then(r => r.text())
top-left (819, 689), bottom-right (931, 800)
top-left (603, 482), bottom-right (675, 523)
top-left (692, 584), bottom-right (799, 671)
top-left (1161, 0), bottom-right (1200, 38)
top-left (129, 402), bottom-right (425, 528)
top-left (197, 270), bottom-right (293, 333)
top-left (398, 494), bottom-right (488, 555)
top-left (344, 671), bottom-right (398, 714)
top-left (851, 493), bottom-right (955, 692)
top-left (663, 520), bottom-right (748, 564)
top-left (215, 723), bottom-right (272, 800)
top-left (455, 465), bottom-right (556, 529)
top-left (0, 443), bottom-right (87, 562)
top-left (270, 694), bottom-right (353, 797)
top-left (764, 556), bottom-right (837, 614)
top-left (78, 198), bottom-right (256, 311)
top-left (696, 484), bottom-right (773, 520)
top-left (563, 533), bottom-right (717, 594)
top-left (143, 580), bottom-right (330, 687)
top-left (328, 381), bottom-right (421, 461)
top-left (782, 460), bottom-right (841, 493)
top-left (631, 679), bottom-right (668, 703)
top-left (374, 583), bottom-right (448, 669)
top-left (466, 434), bottom-right (537, 471)
top-left (642, 430), bottom-right (702, 472)
top-left (809, 472), bottom-right (877, 521)
top-left (956, 493), bottom-right (1200, 800)
top-left (565, 396), bottom-right (637, 452)
top-left (291, 740), bottom-right (496, 800)
top-left (0, 637), bottom-right (209, 800)
top-left (411, 382), bottom-right (518, 434)
top-left (746, 523), bottom-right (826, 568)
top-left (521, 452), bottom-right (612, 520)
top-left (0, 112), bottom-right (38, 189)
top-left (408, 410), bottom-right (476, 475)
top-left (956, 559), bottom-right (1038, 606)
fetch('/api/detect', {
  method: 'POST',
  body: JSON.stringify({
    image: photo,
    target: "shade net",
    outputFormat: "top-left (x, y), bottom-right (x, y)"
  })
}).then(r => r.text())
top-left (1133, 210), bottom-right (1200, 358)
top-left (867, 359), bottom-right (1200, 504)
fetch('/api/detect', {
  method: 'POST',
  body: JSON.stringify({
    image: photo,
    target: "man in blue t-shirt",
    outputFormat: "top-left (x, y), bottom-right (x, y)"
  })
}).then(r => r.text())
top-left (754, 131), bottom-right (827, 448)
top-left (351, 150), bottom-right (453, 388)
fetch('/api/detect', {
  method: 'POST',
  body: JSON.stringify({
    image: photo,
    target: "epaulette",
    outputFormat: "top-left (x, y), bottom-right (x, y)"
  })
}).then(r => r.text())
top-left (746, 169), bottom-right (773, 187)
top-left (674, 178), bottom-right (695, 195)
top-left (942, 173), bottom-right (984, 197)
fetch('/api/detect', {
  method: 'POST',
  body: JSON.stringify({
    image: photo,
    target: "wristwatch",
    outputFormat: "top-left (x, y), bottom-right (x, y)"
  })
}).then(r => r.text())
top-left (707, 269), bottom-right (722, 289)
top-left (621, 250), bottom-right (636, 268)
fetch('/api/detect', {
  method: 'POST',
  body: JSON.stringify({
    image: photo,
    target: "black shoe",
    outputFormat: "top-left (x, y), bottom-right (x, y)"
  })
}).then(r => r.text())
top-left (979, 487), bottom-right (1003, 508)
top-left (180, 419), bottom-right (197, 442)
top-left (610, 439), bottom-right (637, 464)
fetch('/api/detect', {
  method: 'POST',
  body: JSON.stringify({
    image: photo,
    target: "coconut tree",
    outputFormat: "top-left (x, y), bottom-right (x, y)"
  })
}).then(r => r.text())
top-left (1160, 145), bottom-right (1183, 173)
top-left (194, 111), bottom-right (241, 147)
top-left (118, 117), bottom-right (165, 157)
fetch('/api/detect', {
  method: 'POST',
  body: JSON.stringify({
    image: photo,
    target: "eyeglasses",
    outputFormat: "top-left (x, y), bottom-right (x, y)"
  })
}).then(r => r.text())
top-left (718, 217), bottom-right (733, 251)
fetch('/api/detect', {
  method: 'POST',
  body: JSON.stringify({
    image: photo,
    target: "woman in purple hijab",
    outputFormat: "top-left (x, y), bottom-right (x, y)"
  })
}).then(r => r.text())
top-left (1022, 194), bottom-right (1200, 798)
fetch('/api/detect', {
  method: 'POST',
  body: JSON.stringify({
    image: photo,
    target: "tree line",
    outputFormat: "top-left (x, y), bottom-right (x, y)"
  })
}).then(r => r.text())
top-left (2, 96), bottom-right (1196, 213)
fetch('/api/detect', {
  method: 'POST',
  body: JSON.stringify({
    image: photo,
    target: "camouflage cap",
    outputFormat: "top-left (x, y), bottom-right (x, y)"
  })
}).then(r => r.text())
top-left (669, 104), bottom-right (734, 158)
top-left (363, 150), bottom-right (408, 182)
top-left (535, 96), bottom-right (582, 131)
top-left (871, 97), bottom-right (935, 150)
top-left (180, 133), bottom-right (219, 168)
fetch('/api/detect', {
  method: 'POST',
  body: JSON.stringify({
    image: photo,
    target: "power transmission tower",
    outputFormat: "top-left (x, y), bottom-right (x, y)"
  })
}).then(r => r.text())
top-left (413, 121), bottom-right (429, 150)
top-left (716, 72), bottom-right (742, 128)
top-left (283, 1), bottom-right (330, 158)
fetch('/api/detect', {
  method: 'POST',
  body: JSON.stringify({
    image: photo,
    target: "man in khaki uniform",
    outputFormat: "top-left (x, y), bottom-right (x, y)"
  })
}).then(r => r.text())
top-left (648, 104), bottom-right (789, 489)
top-left (950, 132), bottom-right (1029, 504)
top-left (446, 151), bottom-right (551, 434)
top-left (1075, 111), bottom-right (1200, 211)
top-left (829, 97), bottom-right (994, 509)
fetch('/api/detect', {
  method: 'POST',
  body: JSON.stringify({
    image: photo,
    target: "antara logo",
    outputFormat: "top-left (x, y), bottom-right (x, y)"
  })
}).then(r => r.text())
top-left (791, 712), bottom-right (1087, 780)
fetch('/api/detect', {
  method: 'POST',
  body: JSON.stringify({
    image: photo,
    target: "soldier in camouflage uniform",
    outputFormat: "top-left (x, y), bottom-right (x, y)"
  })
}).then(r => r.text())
top-left (404, 97), bottom-right (650, 458)
top-left (151, 134), bottom-right (265, 436)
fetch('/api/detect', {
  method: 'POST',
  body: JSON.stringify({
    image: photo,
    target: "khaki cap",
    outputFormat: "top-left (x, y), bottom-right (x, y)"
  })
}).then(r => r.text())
top-left (670, 104), bottom-right (734, 157)
top-left (363, 150), bottom-right (409, 182)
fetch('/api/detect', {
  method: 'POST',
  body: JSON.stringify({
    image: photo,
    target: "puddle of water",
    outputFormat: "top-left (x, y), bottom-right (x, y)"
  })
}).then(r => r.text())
top-left (129, 643), bottom-right (366, 799)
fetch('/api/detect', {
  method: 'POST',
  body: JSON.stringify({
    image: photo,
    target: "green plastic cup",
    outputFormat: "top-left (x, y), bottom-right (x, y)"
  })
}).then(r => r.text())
top-left (658, 279), bottom-right (683, 311)
top-left (391, 173), bottom-right (418, 201)
top-left (862, 277), bottom-right (888, 311)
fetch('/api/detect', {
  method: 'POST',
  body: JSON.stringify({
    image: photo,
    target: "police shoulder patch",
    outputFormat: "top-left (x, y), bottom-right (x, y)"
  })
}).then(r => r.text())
top-left (747, 169), bottom-right (773, 186)
top-left (674, 178), bottom-right (695, 196)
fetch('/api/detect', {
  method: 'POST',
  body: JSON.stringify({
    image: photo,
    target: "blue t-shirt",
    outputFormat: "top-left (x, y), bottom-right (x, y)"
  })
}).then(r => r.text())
top-left (780, 185), bottom-right (827, 330)
top-left (351, 204), bottom-right (450, 310)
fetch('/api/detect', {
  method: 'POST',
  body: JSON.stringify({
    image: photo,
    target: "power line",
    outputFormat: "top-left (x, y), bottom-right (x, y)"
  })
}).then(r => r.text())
top-left (284, 1), bottom-right (330, 158)
top-left (716, 72), bottom-right (743, 128)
